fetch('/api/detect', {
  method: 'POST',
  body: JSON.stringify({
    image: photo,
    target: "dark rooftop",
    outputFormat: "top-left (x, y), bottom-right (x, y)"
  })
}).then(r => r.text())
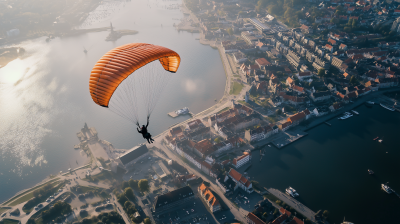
top-left (118, 144), bottom-right (149, 165)
top-left (154, 186), bottom-right (194, 210)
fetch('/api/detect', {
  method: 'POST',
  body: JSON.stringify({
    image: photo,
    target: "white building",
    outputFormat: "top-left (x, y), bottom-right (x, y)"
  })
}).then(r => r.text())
top-left (226, 168), bottom-right (253, 193)
top-left (232, 152), bottom-right (251, 168)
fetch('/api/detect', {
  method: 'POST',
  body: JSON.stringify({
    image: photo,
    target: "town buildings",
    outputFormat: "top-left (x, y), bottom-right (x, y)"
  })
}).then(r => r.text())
top-left (198, 183), bottom-right (221, 213)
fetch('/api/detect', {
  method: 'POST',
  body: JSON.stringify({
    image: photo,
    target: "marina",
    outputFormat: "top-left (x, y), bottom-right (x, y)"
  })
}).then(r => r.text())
top-left (248, 104), bottom-right (400, 224)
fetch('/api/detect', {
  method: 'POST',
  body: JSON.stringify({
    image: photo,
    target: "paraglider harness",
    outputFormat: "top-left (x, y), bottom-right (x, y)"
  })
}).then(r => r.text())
top-left (137, 117), bottom-right (153, 143)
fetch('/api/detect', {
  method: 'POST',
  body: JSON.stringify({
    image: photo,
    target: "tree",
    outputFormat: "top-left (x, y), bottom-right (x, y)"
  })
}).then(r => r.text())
top-left (349, 75), bottom-right (358, 85)
top-left (124, 187), bottom-right (135, 200)
top-left (322, 210), bottom-right (329, 219)
top-left (128, 179), bottom-right (136, 188)
top-left (122, 181), bottom-right (129, 189)
top-left (263, 212), bottom-right (268, 217)
top-left (27, 218), bottom-right (36, 224)
top-left (318, 68), bottom-right (325, 77)
top-left (32, 190), bottom-right (40, 198)
top-left (276, 109), bottom-right (282, 115)
top-left (138, 179), bottom-right (150, 192)
top-left (226, 28), bottom-right (233, 36)
top-left (214, 137), bottom-right (221, 143)
top-left (144, 218), bottom-right (151, 224)
top-left (273, 208), bottom-right (279, 216)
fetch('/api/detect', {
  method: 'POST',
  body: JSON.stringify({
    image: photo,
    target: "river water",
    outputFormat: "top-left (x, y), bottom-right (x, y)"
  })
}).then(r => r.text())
top-left (248, 104), bottom-right (400, 224)
top-left (0, 0), bottom-right (226, 203)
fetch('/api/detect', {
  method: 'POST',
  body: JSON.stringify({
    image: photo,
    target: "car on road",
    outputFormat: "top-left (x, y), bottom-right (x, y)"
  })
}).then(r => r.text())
top-left (186, 211), bottom-right (189, 215)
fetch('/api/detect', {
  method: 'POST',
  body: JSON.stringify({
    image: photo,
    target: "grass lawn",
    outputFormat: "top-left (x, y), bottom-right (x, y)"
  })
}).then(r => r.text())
top-left (22, 182), bottom-right (65, 213)
top-left (78, 185), bottom-right (105, 194)
top-left (8, 181), bottom-right (60, 206)
top-left (266, 115), bottom-right (278, 123)
top-left (5, 178), bottom-right (59, 206)
top-left (0, 219), bottom-right (20, 224)
top-left (0, 207), bottom-right (9, 214)
top-left (230, 82), bottom-right (244, 95)
top-left (217, 107), bottom-right (230, 113)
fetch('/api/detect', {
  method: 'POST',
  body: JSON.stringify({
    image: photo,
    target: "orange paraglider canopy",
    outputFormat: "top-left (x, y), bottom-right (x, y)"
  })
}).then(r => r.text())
top-left (89, 43), bottom-right (180, 107)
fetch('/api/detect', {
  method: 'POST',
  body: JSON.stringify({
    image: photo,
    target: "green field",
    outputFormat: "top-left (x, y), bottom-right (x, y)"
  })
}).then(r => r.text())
top-left (4, 178), bottom-right (59, 206)
top-left (0, 219), bottom-right (20, 224)
top-left (217, 107), bottom-right (230, 113)
top-left (0, 207), bottom-right (9, 214)
top-left (8, 181), bottom-right (60, 206)
top-left (230, 82), bottom-right (244, 95)
top-left (22, 182), bottom-right (65, 213)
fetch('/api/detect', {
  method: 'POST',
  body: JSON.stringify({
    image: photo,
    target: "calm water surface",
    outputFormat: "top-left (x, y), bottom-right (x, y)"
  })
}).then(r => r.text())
top-left (249, 105), bottom-right (400, 224)
top-left (0, 0), bottom-right (226, 202)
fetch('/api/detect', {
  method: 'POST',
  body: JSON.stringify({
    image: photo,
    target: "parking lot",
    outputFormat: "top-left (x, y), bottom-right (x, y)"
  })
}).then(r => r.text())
top-left (153, 197), bottom-right (216, 224)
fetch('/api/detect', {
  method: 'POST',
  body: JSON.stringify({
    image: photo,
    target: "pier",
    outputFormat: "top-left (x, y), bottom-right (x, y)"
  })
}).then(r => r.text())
top-left (271, 130), bottom-right (308, 149)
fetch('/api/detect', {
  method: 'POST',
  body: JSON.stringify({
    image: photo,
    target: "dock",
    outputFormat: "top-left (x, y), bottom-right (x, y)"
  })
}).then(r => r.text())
top-left (271, 130), bottom-right (308, 149)
top-left (167, 110), bottom-right (194, 118)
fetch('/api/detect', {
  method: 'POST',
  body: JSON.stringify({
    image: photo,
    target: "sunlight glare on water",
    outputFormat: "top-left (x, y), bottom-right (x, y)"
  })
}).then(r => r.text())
top-left (0, 41), bottom-right (57, 174)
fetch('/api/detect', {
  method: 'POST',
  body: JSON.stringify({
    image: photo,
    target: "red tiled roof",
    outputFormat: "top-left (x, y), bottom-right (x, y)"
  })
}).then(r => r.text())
top-left (328, 38), bottom-right (336, 45)
top-left (247, 212), bottom-right (266, 224)
top-left (170, 127), bottom-right (182, 136)
top-left (232, 153), bottom-right (250, 165)
top-left (255, 58), bottom-right (271, 66)
top-left (287, 112), bottom-right (306, 123)
top-left (292, 85), bottom-right (304, 92)
top-left (228, 168), bottom-right (251, 187)
top-left (280, 121), bottom-right (292, 129)
top-left (287, 217), bottom-right (304, 224)
top-left (325, 44), bottom-right (333, 50)
top-left (298, 71), bottom-right (311, 77)
top-left (199, 183), bottom-right (220, 206)
top-left (279, 208), bottom-right (292, 216)
top-left (271, 214), bottom-right (288, 224)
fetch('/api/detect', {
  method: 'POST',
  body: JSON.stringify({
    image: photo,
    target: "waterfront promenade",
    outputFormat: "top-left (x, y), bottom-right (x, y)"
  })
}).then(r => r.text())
top-left (267, 188), bottom-right (316, 222)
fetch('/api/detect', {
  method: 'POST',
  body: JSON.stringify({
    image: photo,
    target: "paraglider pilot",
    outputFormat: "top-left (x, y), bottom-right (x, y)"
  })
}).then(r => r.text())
top-left (137, 117), bottom-right (154, 144)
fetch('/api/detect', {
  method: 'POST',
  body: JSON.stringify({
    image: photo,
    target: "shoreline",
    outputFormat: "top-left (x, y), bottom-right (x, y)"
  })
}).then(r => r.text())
top-left (0, 0), bottom-right (102, 47)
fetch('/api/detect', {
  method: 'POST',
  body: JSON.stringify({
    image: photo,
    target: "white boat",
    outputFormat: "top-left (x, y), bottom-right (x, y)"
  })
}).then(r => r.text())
top-left (378, 139), bottom-right (383, 143)
top-left (175, 107), bottom-right (189, 115)
top-left (382, 184), bottom-right (393, 194)
top-left (367, 101), bottom-right (375, 105)
top-left (380, 103), bottom-right (395, 111)
top-left (285, 187), bottom-right (299, 197)
top-left (351, 110), bottom-right (359, 115)
top-left (339, 114), bottom-right (352, 120)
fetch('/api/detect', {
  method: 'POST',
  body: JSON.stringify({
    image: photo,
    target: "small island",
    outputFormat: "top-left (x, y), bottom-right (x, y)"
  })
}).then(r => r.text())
top-left (105, 23), bottom-right (138, 41)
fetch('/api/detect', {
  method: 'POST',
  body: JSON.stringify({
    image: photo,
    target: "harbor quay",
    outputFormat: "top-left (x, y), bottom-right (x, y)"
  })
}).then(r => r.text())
top-left (267, 188), bottom-right (316, 222)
